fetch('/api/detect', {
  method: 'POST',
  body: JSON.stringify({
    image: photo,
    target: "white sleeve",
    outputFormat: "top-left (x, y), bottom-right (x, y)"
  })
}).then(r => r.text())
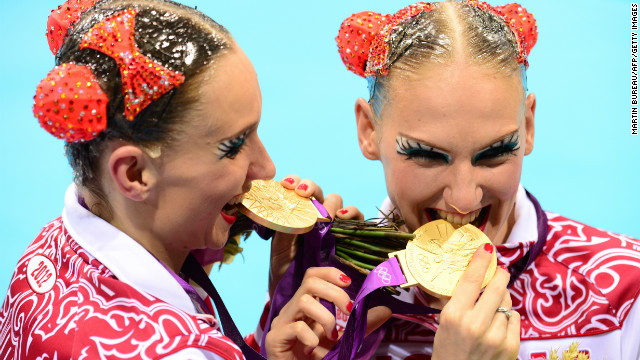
top-left (621, 295), bottom-right (640, 360)
top-left (161, 348), bottom-right (229, 360)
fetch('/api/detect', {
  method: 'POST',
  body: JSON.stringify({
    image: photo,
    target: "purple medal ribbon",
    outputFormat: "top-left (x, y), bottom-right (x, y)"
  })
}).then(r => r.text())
top-left (262, 190), bottom-right (549, 359)
top-left (324, 257), bottom-right (418, 360)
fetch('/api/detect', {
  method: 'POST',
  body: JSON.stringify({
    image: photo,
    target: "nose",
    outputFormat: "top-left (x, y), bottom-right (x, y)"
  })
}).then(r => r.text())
top-left (442, 163), bottom-right (483, 213)
top-left (247, 135), bottom-right (276, 181)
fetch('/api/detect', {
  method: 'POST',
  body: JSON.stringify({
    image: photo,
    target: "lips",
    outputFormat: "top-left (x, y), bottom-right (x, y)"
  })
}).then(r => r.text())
top-left (220, 194), bottom-right (243, 225)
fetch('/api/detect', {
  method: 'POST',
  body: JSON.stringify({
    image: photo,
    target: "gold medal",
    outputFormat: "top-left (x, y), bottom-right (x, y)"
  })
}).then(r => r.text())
top-left (238, 179), bottom-right (331, 234)
top-left (389, 220), bottom-right (496, 298)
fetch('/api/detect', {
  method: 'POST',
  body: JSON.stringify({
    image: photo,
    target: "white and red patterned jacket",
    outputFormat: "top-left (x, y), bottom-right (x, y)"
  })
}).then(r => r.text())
top-left (0, 185), bottom-right (244, 360)
top-left (252, 186), bottom-right (640, 360)
top-left (367, 186), bottom-right (640, 360)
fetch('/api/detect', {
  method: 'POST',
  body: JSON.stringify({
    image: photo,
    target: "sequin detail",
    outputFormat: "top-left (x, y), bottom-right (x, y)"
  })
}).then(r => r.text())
top-left (366, 3), bottom-right (435, 76)
top-left (487, 2), bottom-right (538, 67)
top-left (33, 63), bottom-right (107, 142)
top-left (336, 2), bottom-right (538, 78)
top-left (80, 9), bottom-right (185, 120)
top-left (46, 0), bottom-right (98, 55)
top-left (336, 11), bottom-right (386, 77)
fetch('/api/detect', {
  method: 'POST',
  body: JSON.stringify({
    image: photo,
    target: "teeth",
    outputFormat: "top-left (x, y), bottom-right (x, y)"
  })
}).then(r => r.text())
top-left (228, 195), bottom-right (243, 206)
top-left (436, 208), bottom-right (482, 226)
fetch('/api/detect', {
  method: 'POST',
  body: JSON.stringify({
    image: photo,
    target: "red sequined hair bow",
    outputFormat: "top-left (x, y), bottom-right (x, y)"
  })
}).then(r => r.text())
top-left (336, 1), bottom-right (538, 78)
top-left (35, 1), bottom-right (185, 142)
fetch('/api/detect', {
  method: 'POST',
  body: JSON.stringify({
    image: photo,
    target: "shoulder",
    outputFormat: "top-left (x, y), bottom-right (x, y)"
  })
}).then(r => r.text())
top-left (534, 212), bottom-right (640, 324)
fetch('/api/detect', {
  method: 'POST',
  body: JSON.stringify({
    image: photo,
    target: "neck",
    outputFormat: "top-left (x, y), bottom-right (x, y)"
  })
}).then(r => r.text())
top-left (493, 202), bottom-right (517, 245)
top-left (85, 187), bottom-right (189, 274)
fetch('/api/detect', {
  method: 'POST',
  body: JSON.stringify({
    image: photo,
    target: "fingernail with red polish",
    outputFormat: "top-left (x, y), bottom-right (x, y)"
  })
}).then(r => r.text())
top-left (331, 328), bottom-right (338, 341)
top-left (339, 274), bottom-right (351, 283)
top-left (283, 177), bottom-right (295, 184)
top-left (483, 243), bottom-right (494, 253)
top-left (297, 183), bottom-right (308, 191)
top-left (346, 301), bottom-right (354, 313)
top-left (338, 209), bottom-right (349, 215)
top-left (500, 265), bottom-right (508, 271)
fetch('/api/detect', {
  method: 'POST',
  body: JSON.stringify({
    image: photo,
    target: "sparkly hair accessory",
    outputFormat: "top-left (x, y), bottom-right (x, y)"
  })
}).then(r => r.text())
top-left (80, 9), bottom-right (186, 120)
top-left (365, 3), bottom-right (435, 76)
top-left (337, 2), bottom-right (537, 77)
top-left (46, 0), bottom-right (98, 55)
top-left (336, 3), bottom-right (435, 78)
top-left (33, 63), bottom-right (108, 142)
top-left (489, 2), bottom-right (538, 66)
top-left (336, 11), bottom-right (386, 77)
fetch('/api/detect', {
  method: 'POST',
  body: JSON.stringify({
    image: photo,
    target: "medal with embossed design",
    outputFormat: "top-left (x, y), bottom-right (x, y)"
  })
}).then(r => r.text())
top-left (238, 179), bottom-right (331, 234)
top-left (388, 219), bottom-right (496, 298)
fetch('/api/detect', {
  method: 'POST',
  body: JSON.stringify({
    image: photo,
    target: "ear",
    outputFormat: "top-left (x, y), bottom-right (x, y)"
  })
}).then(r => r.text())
top-left (355, 98), bottom-right (381, 160)
top-left (523, 92), bottom-right (536, 156)
top-left (107, 145), bottom-right (157, 201)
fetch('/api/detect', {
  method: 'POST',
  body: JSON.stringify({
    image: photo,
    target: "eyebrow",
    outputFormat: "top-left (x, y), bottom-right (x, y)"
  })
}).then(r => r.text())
top-left (217, 121), bottom-right (259, 143)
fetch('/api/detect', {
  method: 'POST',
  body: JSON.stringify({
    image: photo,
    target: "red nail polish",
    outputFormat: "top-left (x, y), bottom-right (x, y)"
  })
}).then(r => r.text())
top-left (338, 209), bottom-right (349, 215)
top-left (500, 265), bottom-right (508, 271)
top-left (283, 177), bottom-right (295, 184)
top-left (483, 243), bottom-right (494, 253)
top-left (339, 274), bottom-right (351, 283)
top-left (297, 183), bottom-right (308, 191)
top-left (346, 301), bottom-right (354, 313)
top-left (331, 328), bottom-right (338, 341)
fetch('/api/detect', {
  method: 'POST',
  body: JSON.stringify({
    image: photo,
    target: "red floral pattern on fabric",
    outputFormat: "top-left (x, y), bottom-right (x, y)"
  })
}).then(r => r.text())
top-left (0, 217), bottom-right (243, 359)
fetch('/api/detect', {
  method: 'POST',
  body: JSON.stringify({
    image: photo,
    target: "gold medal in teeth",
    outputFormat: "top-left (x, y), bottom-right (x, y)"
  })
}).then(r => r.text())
top-left (238, 179), bottom-right (330, 234)
top-left (389, 219), bottom-right (497, 298)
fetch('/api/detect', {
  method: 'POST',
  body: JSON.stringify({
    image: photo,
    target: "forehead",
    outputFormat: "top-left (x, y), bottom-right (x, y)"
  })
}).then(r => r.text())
top-left (381, 63), bottom-right (525, 148)
top-left (181, 47), bottom-right (261, 141)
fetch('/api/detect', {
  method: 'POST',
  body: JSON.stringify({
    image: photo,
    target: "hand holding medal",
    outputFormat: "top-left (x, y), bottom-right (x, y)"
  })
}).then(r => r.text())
top-left (235, 178), bottom-right (515, 359)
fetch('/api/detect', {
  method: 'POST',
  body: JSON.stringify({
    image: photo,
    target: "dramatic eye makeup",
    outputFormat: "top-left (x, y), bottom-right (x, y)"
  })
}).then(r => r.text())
top-left (217, 130), bottom-right (248, 159)
top-left (472, 131), bottom-right (520, 164)
top-left (396, 136), bottom-right (451, 163)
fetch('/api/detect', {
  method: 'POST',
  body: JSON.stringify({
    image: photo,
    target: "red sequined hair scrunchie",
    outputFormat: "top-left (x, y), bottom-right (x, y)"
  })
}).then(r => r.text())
top-left (46, 0), bottom-right (98, 55)
top-left (336, 1), bottom-right (538, 78)
top-left (35, 1), bottom-right (186, 142)
top-left (33, 63), bottom-right (108, 142)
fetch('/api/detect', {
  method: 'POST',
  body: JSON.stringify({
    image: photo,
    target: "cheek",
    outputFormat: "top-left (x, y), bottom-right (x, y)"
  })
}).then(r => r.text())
top-left (487, 158), bottom-right (523, 201)
top-left (381, 154), bottom-right (438, 209)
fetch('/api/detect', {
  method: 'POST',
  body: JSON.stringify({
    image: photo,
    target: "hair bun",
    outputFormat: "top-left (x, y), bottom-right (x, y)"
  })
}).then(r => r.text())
top-left (493, 3), bottom-right (537, 60)
top-left (46, 0), bottom-right (98, 55)
top-left (33, 63), bottom-right (108, 142)
top-left (336, 11), bottom-right (385, 78)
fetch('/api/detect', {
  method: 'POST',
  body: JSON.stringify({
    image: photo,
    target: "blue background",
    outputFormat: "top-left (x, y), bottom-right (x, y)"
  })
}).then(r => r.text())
top-left (1, 0), bottom-right (638, 336)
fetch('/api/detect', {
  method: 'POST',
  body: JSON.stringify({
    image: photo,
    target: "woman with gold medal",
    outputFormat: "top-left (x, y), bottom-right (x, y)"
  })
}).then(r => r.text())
top-left (0, 0), bottom-right (514, 358)
top-left (261, 1), bottom-right (640, 360)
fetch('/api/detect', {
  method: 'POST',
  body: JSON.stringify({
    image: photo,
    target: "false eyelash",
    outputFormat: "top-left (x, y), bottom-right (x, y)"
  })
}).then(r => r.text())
top-left (395, 136), bottom-right (450, 162)
top-left (217, 131), bottom-right (247, 159)
top-left (473, 133), bottom-right (521, 163)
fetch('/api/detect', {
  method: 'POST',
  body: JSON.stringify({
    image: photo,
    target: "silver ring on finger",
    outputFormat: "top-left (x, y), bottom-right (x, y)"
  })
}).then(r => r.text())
top-left (496, 306), bottom-right (512, 320)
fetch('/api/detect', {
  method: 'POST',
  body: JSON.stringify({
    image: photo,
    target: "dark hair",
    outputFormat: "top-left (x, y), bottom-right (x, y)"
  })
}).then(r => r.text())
top-left (369, 1), bottom-right (524, 117)
top-left (55, 0), bottom-right (232, 218)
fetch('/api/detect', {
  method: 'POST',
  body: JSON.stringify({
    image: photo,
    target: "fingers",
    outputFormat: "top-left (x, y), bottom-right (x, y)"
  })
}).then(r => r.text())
top-left (280, 175), bottom-right (323, 202)
top-left (474, 266), bottom-right (510, 327)
top-left (322, 193), bottom-right (343, 219)
top-left (264, 319), bottom-right (319, 359)
top-left (448, 243), bottom-right (495, 310)
top-left (365, 305), bottom-right (392, 336)
top-left (335, 205), bottom-right (365, 220)
top-left (501, 310), bottom-right (521, 360)
top-left (276, 267), bottom-right (353, 340)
